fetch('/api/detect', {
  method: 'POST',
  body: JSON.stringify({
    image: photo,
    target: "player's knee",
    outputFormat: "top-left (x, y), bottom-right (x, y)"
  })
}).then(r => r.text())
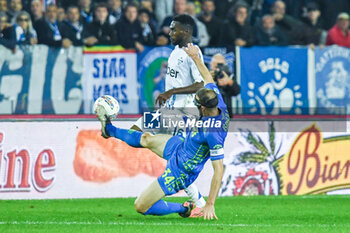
top-left (134, 198), bottom-right (147, 214)
top-left (140, 133), bottom-right (153, 148)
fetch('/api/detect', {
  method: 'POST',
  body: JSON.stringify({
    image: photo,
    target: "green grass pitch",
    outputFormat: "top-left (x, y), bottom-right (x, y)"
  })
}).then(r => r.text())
top-left (1, 195), bottom-right (350, 233)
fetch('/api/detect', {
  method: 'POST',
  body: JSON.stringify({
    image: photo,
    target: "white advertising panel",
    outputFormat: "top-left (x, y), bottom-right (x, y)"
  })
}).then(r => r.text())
top-left (82, 50), bottom-right (138, 114)
top-left (1, 120), bottom-right (349, 200)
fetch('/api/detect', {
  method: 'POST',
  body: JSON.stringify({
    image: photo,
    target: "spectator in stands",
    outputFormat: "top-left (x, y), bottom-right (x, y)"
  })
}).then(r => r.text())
top-left (157, 0), bottom-right (188, 46)
top-left (79, 0), bottom-right (93, 24)
top-left (140, 0), bottom-right (158, 29)
top-left (198, 0), bottom-right (223, 46)
top-left (140, 0), bottom-right (154, 15)
top-left (30, 0), bottom-right (43, 23)
top-left (85, 3), bottom-right (117, 45)
top-left (299, 2), bottom-right (327, 47)
top-left (210, 53), bottom-right (240, 117)
top-left (108, 0), bottom-right (122, 24)
top-left (326, 12), bottom-right (350, 48)
top-left (0, 0), bottom-right (8, 14)
top-left (282, 0), bottom-right (309, 20)
top-left (220, 3), bottom-right (255, 49)
top-left (60, 6), bottom-right (97, 46)
top-left (58, 0), bottom-right (78, 11)
top-left (34, 4), bottom-right (71, 48)
top-left (255, 14), bottom-right (288, 46)
top-left (248, 0), bottom-right (265, 25)
top-left (57, 7), bottom-right (66, 23)
top-left (155, 0), bottom-right (173, 26)
top-left (317, 0), bottom-right (350, 30)
top-left (0, 12), bottom-right (16, 50)
top-left (116, 3), bottom-right (144, 51)
top-left (138, 8), bottom-right (157, 46)
top-left (270, 0), bottom-right (302, 44)
top-left (186, 2), bottom-right (209, 47)
top-left (214, 0), bottom-right (237, 20)
top-left (7, 0), bottom-right (22, 22)
top-left (12, 11), bottom-right (37, 45)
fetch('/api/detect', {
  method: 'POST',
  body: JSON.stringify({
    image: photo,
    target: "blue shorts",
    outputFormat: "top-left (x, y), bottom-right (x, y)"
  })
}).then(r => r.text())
top-left (158, 135), bottom-right (189, 195)
top-left (162, 135), bottom-right (184, 160)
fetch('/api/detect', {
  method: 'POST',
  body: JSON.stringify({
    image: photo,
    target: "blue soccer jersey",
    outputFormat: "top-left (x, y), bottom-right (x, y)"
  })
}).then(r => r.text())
top-left (158, 83), bottom-right (230, 195)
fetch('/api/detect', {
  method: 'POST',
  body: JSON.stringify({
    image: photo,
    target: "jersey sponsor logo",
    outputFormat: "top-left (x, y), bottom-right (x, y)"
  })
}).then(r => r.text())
top-left (167, 67), bottom-right (179, 78)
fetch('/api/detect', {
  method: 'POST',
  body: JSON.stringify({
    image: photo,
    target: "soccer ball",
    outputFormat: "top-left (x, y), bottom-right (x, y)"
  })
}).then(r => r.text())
top-left (93, 95), bottom-right (120, 119)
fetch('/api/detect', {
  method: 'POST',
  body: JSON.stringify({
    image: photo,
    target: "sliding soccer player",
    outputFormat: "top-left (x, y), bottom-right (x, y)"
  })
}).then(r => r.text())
top-left (97, 43), bottom-right (228, 220)
top-left (132, 14), bottom-right (206, 216)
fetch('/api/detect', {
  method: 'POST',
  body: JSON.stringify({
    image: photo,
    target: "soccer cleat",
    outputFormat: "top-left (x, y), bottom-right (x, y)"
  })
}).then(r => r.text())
top-left (189, 206), bottom-right (203, 218)
top-left (96, 105), bottom-right (111, 139)
top-left (179, 201), bottom-right (195, 218)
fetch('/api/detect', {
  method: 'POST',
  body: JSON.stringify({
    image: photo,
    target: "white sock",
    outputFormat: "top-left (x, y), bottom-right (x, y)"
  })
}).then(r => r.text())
top-left (184, 183), bottom-right (206, 208)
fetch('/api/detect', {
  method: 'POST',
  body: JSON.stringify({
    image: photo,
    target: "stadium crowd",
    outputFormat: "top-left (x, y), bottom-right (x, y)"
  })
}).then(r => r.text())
top-left (0, 0), bottom-right (350, 52)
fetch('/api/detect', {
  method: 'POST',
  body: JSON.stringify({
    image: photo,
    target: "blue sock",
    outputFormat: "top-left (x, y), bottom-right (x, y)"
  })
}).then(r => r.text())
top-left (106, 124), bottom-right (142, 147)
top-left (144, 200), bottom-right (187, 216)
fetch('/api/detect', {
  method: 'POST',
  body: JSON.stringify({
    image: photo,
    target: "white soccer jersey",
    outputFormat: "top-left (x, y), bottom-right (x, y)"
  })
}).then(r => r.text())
top-left (165, 45), bottom-right (204, 108)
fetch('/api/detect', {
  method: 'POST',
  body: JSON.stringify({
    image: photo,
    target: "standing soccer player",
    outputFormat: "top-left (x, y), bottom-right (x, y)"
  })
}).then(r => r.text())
top-left (131, 14), bottom-right (206, 215)
top-left (96, 43), bottom-right (228, 220)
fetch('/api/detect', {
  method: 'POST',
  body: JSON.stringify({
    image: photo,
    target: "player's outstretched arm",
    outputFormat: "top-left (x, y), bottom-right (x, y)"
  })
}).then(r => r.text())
top-left (202, 159), bottom-right (224, 220)
top-left (184, 43), bottom-right (214, 84)
top-left (155, 81), bottom-right (203, 106)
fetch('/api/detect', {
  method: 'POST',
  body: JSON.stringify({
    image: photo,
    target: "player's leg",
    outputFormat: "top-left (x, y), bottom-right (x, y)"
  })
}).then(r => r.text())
top-left (97, 105), bottom-right (171, 157)
top-left (134, 179), bottom-right (192, 216)
top-left (139, 133), bottom-right (172, 158)
top-left (107, 124), bottom-right (172, 157)
top-left (97, 106), bottom-right (205, 210)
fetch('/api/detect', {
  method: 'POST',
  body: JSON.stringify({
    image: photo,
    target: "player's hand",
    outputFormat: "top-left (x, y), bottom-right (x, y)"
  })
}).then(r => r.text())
top-left (184, 43), bottom-right (200, 61)
top-left (202, 203), bottom-right (218, 220)
top-left (155, 90), bottom-right (173, 106)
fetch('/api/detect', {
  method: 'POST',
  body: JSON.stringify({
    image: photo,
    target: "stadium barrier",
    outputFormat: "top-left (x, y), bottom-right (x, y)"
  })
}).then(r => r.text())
top-left (1, 118), bottom-right (349, 200)
top-left (1, 45), bottom-right (350, 115)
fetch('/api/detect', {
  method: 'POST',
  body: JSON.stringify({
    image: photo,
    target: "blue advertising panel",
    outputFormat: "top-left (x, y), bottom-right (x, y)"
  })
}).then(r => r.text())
top-left (239, 46), bottom-right (310, 115)
top-left (315, 46), bottom-right (350, 114)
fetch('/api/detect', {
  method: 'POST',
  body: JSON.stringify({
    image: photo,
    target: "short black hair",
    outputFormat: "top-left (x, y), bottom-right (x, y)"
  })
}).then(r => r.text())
top-left (67, 5), bottom-right (80, 12)
top-left (94, 2), bottom-right (108, 11)
top-left (173, 14), bottom-right (195, 30)
top-left (124, 2), bottom-right (138, 12)
top-left (46, 4), bottom-right (57, 9)
top-left (202, 0), bottom-right (214, 3)
top-left (138, 8), bottom-right (151, 17)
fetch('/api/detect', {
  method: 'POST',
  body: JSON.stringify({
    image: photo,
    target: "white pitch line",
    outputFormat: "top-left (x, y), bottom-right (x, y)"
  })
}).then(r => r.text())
top-left (0, 221), bottom-right (346, 228)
